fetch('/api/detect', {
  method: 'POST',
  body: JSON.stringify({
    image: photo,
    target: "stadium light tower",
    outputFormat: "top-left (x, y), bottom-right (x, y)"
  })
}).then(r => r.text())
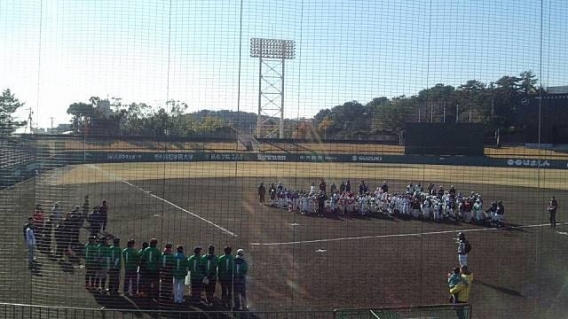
top-left (250, 38), bottom-right (295, 138)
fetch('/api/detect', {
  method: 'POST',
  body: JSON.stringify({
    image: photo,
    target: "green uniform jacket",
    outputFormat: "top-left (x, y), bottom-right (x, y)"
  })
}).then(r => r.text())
top-left (97, 244), bottom-right (111, 269)
top-left (234, 256), bottom-right (248, 279)
top-left (188, 254), bottom-right (205, 280)
top-left (84, 243), bottom-right (99, 268)
top-left (172, 252), bottom-right (189, 279)
top-left (122, 248), bottom-right (139, 272)
top-left (202, 254), bottom-right (218, 279)
top-left (109, 245), bottom-right (122, 269)
top-left (161, 251), bottom-right (175, 275)
top-left (217, 254), bottom-right (234, 281)
top-left (141, 247), bottom-right (160, 272)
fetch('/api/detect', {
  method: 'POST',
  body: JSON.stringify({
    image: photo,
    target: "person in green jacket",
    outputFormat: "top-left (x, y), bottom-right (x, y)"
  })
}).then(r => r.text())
top-left (172, 245), bottom-right (189, 304)
top-left (160, 243), bottom-right (175, 301)
top-left (122, 239), bottom-right (139, 296)
top-left (202, 245), bottom-right (218, 307)
top-left (141, 238), bottom-right (160, 300)
top-left (234, 249), bottom-right (248, 311)
top-left (188, 246), bottom-right (205, 304)
top-left (84, 236), bottom-right (98, 290)
top-left (95, 237), bottom-right (111, 293)
top-left (217, 246), bottom-right (234, 308)
top-left (108, 238), bottom-right (122, 295)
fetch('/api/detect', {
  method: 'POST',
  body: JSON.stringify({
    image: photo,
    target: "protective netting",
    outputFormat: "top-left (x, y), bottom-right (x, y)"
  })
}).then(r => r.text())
top-left (1, 1), bottom-right (568, 319)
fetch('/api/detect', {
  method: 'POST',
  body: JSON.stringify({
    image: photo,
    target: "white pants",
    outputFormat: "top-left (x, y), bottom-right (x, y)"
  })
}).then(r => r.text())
top-left (174, 277), bottom-right (185, 303)
top-left (458, 254), bottom-right (468, 267)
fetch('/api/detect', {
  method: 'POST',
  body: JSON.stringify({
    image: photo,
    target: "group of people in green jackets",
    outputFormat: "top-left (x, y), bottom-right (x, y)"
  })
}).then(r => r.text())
top-left (83, 236), bottom-right (249, 310)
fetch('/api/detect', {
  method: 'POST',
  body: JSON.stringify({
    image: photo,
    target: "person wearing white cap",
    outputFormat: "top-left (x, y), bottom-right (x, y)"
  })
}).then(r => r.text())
top-left (234, 249), bottom-right (248, 311)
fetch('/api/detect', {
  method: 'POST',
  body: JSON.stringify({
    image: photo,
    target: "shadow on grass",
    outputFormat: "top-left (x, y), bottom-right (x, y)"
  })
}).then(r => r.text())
top-left (476, 279), bottom-right (526, 298)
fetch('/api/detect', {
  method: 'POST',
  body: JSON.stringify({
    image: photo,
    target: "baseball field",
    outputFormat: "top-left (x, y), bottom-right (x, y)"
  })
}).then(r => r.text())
top-left (3, 161), bottom-right (568, 319)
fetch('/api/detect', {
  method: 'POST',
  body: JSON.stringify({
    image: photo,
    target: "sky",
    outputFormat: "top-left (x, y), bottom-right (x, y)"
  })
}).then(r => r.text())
top-left (0, 0), bottom-right (567, 129)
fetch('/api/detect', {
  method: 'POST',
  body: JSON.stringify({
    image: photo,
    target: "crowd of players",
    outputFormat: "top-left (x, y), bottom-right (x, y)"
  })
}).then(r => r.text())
top-left (258, 180), bottom-right (507, 227)
top-left (22, 196), bottom-right (250, 310)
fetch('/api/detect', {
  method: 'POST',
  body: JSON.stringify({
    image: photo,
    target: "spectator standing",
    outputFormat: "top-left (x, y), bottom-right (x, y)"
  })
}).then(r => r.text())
top-left (22, 217), bottom-right (33, 244)
top-left (99, 200), bottom-right (108, 233)
top-left (87, 206), bottom-right (102, 238)
top-left (203, 245), bottom-right (218, 307)
top-left (172, 245), bottom-right (189, 304)
top-left (188, 246), bottom-right (205, 304)
top-left (108, 238), bottom-right (122, 295)
top-left (82, 196), bottom-right (90, 220)
top-left (25, 225), bottom-right (36, 269)
top-left (68, 207), bottom-right (82, 246)
top-left (32, 205), bottom-right (45, 247)
top-left (548, 196), bottom-right (558, 228)
top-left (54, 221), bottom-right (69, 262)
top-left (41, 215), bottom-right (53, 253)
top-left (258, 183), bottom-right (266, 205)
top-left (160, 243), bottom-right (175, 301)
top-left (234, 249), bottom-right (248, 311)
top-left (218, 246), bottom-right (235, 308)
top-left (141, 238), bottom-right (161, 300)
top-left (50, 202), bottom-right (62, 227)
top-left (122, 239), bottom-right (139, 296)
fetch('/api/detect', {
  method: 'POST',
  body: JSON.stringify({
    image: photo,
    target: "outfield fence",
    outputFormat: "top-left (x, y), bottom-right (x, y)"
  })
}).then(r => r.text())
top-left (0, 303), bottom-right (335, 319)
top-left (0, 303), bottom-right (471, 319)
top-left (335, 304), bottom-right (471, 319)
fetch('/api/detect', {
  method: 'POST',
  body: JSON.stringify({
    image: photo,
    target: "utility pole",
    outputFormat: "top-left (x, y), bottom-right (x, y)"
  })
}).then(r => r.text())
top-left (456, 103), bottom-right (459, 123)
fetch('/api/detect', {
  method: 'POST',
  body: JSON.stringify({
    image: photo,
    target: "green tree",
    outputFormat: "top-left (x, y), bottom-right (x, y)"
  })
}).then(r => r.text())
top-left (0, 88), bottom-right (27, 135)
top-left (374, 96), bottom-right (413, 133)
top-left (519, 70), bottom-right (539, 95)
top-left (66, 102), bottom-right (97, 132)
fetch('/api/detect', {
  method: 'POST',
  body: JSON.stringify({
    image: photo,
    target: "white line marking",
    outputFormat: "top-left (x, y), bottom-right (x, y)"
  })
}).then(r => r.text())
top-left (251, 222), bottom-right (565, 246)
top-left (88, 164), bottom-right (237, 237)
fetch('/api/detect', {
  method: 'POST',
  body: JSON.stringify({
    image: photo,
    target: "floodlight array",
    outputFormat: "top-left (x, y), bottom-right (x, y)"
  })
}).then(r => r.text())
top-left (250, 38), bottom-right (296, 59)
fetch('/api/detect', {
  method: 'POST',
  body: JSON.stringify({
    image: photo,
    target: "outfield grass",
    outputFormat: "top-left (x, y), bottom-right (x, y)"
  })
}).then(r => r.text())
top-left (56, 162), bottom-right (568, 190)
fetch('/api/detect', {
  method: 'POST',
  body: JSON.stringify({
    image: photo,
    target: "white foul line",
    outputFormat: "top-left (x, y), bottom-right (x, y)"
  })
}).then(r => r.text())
top-left (251, 222), bottom-right (565, 246)
top-left (88, 164), bottom-right (237, 237)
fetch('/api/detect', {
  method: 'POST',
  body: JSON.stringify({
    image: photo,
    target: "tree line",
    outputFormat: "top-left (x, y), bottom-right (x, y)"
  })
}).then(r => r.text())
top-left (0, 70), bottom-right (542, 139)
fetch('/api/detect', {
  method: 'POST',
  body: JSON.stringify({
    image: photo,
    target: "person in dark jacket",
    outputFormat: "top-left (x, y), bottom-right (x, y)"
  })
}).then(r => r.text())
top-left (99, 200), bottom-right (108, 233)
top-left (88, 206), bottom-right (102, 238)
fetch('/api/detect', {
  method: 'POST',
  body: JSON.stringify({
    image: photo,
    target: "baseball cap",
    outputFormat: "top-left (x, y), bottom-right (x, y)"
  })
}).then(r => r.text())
top-left (237, 249), bottom-right (244, 256)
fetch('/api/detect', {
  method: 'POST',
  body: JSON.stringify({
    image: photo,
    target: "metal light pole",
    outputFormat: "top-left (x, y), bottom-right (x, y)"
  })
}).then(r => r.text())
top-left (456, 103), bottom-right (459, 123)
top-left (250, 38), bottom-right (296, 138)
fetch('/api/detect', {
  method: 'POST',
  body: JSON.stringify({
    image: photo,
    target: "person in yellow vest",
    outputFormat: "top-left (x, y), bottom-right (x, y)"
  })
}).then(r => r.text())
top-left (449, 265), bottom-right (474, 319)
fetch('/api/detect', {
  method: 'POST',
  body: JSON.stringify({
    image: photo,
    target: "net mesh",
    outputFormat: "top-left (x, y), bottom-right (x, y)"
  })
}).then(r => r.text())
top-left (1, 1), bottom-right (568, 318)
